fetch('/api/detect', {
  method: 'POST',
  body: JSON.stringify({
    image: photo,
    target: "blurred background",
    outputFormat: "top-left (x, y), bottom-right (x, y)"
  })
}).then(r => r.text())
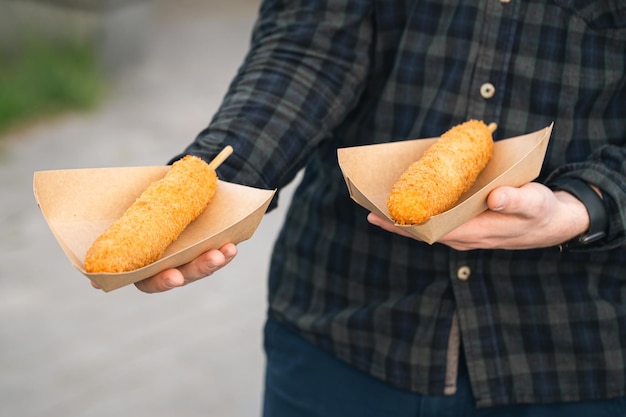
top-left (0, 1), bottom-right (296, 416)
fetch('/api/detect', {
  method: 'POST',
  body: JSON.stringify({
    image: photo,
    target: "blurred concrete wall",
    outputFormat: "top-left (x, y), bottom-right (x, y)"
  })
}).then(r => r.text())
top-left (0, 0), bottom-right (155, 76)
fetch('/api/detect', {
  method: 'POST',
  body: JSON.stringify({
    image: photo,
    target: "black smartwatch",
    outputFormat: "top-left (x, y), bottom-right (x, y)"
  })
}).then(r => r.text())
top-left (549, 178), bottom-right (608, 250)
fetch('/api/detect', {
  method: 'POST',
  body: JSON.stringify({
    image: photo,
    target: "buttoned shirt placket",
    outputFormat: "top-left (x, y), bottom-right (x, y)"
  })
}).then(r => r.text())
top-left (445, 0), bottom-right (522, 404)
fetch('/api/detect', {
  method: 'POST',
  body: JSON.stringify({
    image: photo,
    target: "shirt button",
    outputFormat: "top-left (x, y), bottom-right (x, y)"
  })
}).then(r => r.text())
top-left (480, 82), bottom-right (496, 99)
top-left (457, 266), bottom-right (471, 281)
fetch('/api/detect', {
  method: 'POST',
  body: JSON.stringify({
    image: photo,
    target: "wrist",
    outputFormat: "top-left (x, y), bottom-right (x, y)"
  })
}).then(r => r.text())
top-left (549, 178), bottom-right (608, 251)
top-left (553, 190), bottom-right (590, 236)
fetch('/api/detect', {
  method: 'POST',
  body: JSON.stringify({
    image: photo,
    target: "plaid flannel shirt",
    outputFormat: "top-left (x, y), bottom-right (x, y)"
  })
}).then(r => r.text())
top-left (177, 0), bottom-right (626, 407)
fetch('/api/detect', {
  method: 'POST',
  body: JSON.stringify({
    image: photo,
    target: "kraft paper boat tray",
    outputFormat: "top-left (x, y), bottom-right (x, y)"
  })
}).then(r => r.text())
top-left (33, 166), bottom-right (275, 292)
top-left (338, 124), bottom-right (553, 244)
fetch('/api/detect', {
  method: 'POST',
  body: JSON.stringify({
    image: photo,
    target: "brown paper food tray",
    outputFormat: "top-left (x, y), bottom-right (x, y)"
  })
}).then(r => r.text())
top-left (33, 166), bottom-right (275, 292)
top-left (338, 124), bottom-right (553, 244)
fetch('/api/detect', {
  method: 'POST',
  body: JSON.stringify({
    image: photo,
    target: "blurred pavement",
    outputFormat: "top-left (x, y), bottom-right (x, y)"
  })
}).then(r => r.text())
top-left (0, 1), bottom-right (293, 416)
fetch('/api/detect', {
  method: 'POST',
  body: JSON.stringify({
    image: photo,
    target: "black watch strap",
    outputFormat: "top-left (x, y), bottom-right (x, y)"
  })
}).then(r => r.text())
top-left (549, 178), bottom-right (608, 250)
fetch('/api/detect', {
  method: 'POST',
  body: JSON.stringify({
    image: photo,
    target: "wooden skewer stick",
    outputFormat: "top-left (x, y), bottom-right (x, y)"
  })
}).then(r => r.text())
top-left (488, 122), bottom-right (498, 133)
top-left (207, 145), bottom-right (234, 170)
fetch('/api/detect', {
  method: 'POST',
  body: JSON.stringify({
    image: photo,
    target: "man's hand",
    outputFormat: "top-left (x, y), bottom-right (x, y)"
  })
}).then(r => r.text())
top-left (367, 182), bottom-right (591, 251)
top-left (121, 243), bottom-right (238, 293)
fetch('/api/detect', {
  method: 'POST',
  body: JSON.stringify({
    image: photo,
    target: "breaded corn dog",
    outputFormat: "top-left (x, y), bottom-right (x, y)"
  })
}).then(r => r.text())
top-left (84, 155), bottom-right (217, 273)
top-left (386, 120), bottom-right (494, 225)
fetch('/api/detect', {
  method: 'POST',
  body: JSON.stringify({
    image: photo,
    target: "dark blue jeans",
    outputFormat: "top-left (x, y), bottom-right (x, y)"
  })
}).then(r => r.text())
top-left (262, 318), bottom-right (625, 417)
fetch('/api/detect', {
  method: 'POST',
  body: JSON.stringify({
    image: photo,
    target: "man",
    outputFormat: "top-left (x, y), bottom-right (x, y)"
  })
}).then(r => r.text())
top-left (136, 1), bottom-right (626, 415)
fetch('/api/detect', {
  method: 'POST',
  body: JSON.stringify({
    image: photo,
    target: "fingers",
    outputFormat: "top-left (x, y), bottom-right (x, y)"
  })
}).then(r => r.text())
top-left (367, 212), bottom-right (388, 228)
top-left (178, 243), bottom-right (237, 280)
top-left (134, 243), bottom-right (238, 294)
top-left (367, 213), bottom-right (414, 238)
top-left (134, 268), bottom-right (185, 293)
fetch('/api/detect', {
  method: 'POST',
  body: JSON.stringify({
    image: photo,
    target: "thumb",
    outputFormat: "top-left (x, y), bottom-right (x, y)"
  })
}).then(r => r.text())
top-left (487, 186), bottom-right (519, 212)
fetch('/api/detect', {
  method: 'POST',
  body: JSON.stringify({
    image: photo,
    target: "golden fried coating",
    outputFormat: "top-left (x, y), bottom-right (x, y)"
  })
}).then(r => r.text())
top-left (386, 120), bottom-right (494, 225)
top-left (84, 155), bottom-right (217, 273)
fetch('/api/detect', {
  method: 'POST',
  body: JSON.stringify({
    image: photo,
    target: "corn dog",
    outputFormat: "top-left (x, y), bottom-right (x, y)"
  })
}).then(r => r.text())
top-left (84, 154), bottom-right (218, 273)
top-left (386, 120), bottom-right (494, 225)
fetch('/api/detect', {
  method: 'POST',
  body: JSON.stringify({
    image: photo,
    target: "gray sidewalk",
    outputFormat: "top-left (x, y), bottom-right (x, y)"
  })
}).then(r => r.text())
top-left (0, 1), bottom-right (291, 416)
